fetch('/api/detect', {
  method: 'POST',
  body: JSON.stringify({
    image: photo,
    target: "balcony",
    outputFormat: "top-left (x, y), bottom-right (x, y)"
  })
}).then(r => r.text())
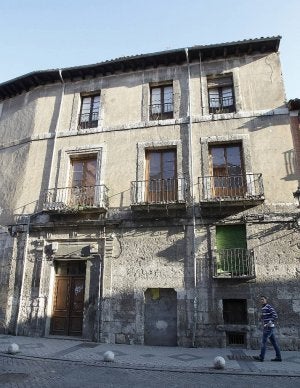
top-left (149, 103), bottom-right (173, 121)
top-left (198, 174), bottom-right (264, 207)
top-left (78, 112), bottom-right (99, 129)
top-left (43, 185), bottom-right (108, 212)
top-left (131, 177), bottom-right (188, 210)
top-left (213, 248), bottom-right (255, 279)
top-left (209, 96), bottom-right (235, 114)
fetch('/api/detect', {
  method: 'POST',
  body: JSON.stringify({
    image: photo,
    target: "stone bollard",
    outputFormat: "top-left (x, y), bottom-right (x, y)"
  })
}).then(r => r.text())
top-left (213, 356), bottom-right (225, 369)
top-left (103, 351), bottom-right (115, 362)
top-left (7, 343), bottom-right (20, 355)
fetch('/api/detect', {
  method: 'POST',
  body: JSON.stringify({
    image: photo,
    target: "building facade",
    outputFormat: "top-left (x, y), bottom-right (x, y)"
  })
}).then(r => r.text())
top-left (0, 36), bottom-right (299, 349)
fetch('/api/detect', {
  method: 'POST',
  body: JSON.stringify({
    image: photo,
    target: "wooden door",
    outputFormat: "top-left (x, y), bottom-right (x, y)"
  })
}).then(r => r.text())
top-left (146, 149), bottom-right (177, 203)
top-left (51, 269), bottom-right (85, 336)
top-left (68, 277), bottom-right (85, 336)
top-left (209, 144), bottom-right (245, 197)
top-left (50, 276), bottom-right (70, 336)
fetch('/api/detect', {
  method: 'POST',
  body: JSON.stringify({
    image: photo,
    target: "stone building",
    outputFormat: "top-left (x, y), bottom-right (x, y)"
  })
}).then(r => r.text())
top-left (0, 36), bottom-right (299, 349)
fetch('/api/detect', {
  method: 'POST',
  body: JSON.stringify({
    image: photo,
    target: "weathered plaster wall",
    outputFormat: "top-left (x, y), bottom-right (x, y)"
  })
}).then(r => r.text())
top-left (0, 47), bottom-right (298, 350)
top-left (0, 85), bottom-right (60, 141)
top-left (0, 50), bottom-right (291, 225)
top-left (100, 226), bottom-right (192, 345)
top-left (194, 114), bottom-right (293, 205)
top-left (0, 227), bottom-right (13, 331)
top-left (192, 222), bottom-right (300, 350)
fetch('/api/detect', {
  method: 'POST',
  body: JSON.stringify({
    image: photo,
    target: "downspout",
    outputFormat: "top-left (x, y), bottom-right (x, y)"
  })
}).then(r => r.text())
top-left (97, 254), bottom-right (103, 342)
top-left (185, 48), bottom-right (197, 347)
top-left (199, 52), bottom-right (204, 116)
top-left (47, 69), bottom-right (65, 191)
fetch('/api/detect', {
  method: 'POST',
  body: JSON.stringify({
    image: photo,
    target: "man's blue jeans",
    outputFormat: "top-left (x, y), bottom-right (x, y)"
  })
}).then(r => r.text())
top-left (259, 327), bottom-right (281, 360)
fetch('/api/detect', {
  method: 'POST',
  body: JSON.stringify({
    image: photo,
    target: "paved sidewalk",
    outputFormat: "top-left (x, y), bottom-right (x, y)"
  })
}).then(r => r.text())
top-left (0, 334), bottom-right (299, 377)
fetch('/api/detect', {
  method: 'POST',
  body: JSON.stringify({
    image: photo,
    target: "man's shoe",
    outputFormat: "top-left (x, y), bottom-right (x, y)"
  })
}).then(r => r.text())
top-left (271, 358), bottom-right (282, 362)
top-left (253, 356), bottom-right (264, 362)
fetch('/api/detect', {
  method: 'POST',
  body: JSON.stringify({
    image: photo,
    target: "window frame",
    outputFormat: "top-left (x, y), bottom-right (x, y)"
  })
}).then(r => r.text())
top-left (145, 148), bottom-right (177, 203)
top-left (149, 83), bottom-right (174, 120)
top-left (200, 134), bottom-right (253, 201)
top-left (207, 75), bottom-right (235, 114)
top-left (208, 142), bottom-right (246, 197)
top-left (78, 93), bottom-right (100, 129)
top-left (135, 140), bottom-right (184, 204)
top-left (209, 143), bottom-right (244, 176)
top-left (69, 155), bottom-right (97, 188)
top-left (56, 145), bottom-right (104, 190)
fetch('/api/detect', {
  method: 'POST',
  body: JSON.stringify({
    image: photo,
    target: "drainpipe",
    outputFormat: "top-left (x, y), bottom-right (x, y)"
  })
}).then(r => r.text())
top-left (185, 48), bottom-right (197, 347)
top-left (199, 52), bottom-right (204, 116)
top-left (47, 69), bottom-right (65, 192)
top-left (97, 254), bottom-right (103, 342)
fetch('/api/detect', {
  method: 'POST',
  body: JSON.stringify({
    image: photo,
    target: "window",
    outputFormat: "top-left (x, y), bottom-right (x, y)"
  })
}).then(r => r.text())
top-left (216, 225), bottom-right (249, 277)
top-left (209, 143), bottom-right (245, 197)
top-left (223, 299), bottom-right (248, 324)
top-left (146, 149), bottom-right (177, 203)
top-left (150, 84), bottom-right (173, 120)
top-left (69, 156), bottom-right (97, 206)
top-left (78, 94), bottom-right (100, 129)
top-left (207, 76), bottom-right (235, 114)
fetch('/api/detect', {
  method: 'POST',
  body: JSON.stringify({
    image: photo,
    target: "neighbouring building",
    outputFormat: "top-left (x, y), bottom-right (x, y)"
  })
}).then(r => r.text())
top-left (0, 36), bottom-right (299, 349)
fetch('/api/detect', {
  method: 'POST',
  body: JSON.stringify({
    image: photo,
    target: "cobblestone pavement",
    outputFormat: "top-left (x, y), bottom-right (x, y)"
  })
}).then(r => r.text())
top-left (0, 355), bottom-right (300, 388)
top-left (0, 334), bottom-right (299, 379)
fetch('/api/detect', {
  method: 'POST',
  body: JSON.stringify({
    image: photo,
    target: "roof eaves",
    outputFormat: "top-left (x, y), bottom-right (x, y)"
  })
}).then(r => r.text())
top-left (0, 36), bottom-right (282, 101)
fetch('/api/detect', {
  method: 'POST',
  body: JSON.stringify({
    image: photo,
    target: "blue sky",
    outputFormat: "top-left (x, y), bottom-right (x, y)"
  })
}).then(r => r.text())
top-left (0, 0), bottom-right (299, 99)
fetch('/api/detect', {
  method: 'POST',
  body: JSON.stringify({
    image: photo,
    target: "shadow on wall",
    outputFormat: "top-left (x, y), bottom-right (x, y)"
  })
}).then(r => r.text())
top-left (237, 107), bottom-right (287, 132)
top-left (0, 87), bottom-right (65, 224)
top-left (0, 276), bottom-right (299, 350)
top-left (282, 149), bottom-right (297, 181)
top-left (247, 222), bottom-right (297, 247)
top-left (236, 107), bottom-right (297, 185)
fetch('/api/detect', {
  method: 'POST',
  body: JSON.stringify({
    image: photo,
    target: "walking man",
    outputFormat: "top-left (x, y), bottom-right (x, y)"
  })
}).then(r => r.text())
top-left (254, 295), bottom-right (282, 362)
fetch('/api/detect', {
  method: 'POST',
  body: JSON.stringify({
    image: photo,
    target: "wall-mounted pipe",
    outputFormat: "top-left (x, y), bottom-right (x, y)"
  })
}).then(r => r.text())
top-left (47, 69), bottom-right (65, 191)
top-left (185, 48), bottom-right (197, 347)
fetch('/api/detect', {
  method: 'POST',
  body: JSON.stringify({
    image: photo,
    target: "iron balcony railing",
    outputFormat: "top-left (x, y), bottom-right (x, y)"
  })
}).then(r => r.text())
top-left (209, 96), bottom-right (235, 114)
top-left (78, 112), bottom-right (99, 129)
top-left (43, 185), bottom-right (108, 211)
top-left (199, 174), bottom-right (264, 202)
top-left (131, 177), bottom-right (187, 205)
top-left (149, 103), bottom-right (173, 120)
top-left (213, 248), bottom-right (255, 279)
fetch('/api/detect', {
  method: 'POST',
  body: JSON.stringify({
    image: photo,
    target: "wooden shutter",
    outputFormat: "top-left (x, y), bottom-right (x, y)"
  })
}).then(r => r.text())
top-left (216, 225), bottom-right (246, 250)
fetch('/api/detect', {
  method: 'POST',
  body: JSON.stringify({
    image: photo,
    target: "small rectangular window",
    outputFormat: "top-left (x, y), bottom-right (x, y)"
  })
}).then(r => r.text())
top-left (78, 94), bottom-right (100, 129)
top-left (223, 299), bottom-right (247, 324)
top-left (150, 84), bottom-right (173, 120)
top-left (207, 76), bottom-right (235, 114)
top-left (227, 332), bottom-right (246, 346)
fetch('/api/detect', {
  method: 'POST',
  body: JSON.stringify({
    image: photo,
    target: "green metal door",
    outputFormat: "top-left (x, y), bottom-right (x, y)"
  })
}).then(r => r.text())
top-left (216, 225), bottom-right (246, 250)
top-left (216, 225), bottom-right (247, 275)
